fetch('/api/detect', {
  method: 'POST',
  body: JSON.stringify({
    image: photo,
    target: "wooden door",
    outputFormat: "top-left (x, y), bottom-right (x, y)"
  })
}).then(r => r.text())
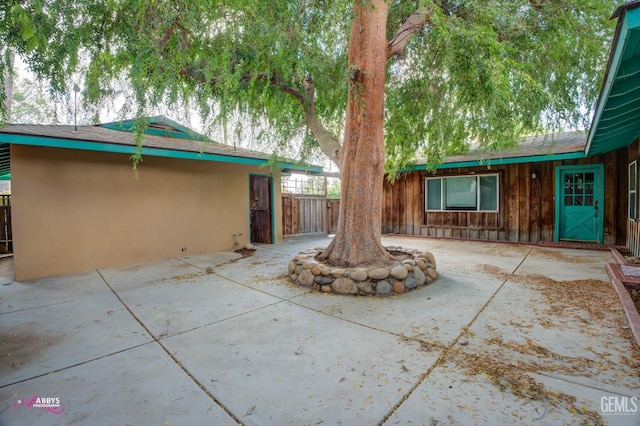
top-left (250, 175), bottom-right (272, 243)
top-left (556, 165), bottom-right (603, 243)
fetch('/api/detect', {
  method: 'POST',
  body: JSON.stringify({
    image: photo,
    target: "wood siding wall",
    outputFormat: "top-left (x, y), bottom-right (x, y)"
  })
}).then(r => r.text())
top-left (327, 199), bottom-right (340, 234)
top-left (0, 194), bottom-right (11, 254)
top-left (627, 138), bottom-right (640, 255)
top-left (382, 149), bottom-right (629, 245)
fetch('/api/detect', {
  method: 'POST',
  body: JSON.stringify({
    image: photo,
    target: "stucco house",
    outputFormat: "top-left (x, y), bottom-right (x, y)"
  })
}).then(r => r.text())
top-left (0, 116), bottom-right (320, 280)
top-left (381, 1), bottom-right (640, 251)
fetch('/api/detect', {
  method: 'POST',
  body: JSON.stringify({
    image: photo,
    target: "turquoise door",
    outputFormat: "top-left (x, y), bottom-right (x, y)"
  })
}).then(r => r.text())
top-left (555, 165), bottom-right (604, 243)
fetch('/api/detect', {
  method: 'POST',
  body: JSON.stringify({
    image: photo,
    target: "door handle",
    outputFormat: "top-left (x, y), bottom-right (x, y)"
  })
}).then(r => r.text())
top-left (594, 200), bottom-right (598, 218)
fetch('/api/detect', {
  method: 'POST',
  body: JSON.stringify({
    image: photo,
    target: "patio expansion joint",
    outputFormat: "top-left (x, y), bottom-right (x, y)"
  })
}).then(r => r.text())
top-left (0, 297), bottom-right (89, 316)
top-left (156, 299), bottom-right (287, 340)
top-left (528, 371), bottom-right (639, 398)
top-left (95, 269), bottom-right (244, 426)
top-left (175, 256), bottom-right (312, 303)
top-left (0, 341), bottom-right (153, 390)
top-left (379, 245), bottom-right (536, 425)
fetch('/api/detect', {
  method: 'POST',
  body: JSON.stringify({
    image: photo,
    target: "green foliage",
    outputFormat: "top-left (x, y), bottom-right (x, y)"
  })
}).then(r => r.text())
top-left (263, 153), bottom-right (284, 177)
top-left (385, 0), bottom-right (616, 171)
top-left (0, 0), bottom-right (618, 171)
top-left (10, 73), bottom-right (61, 123)
top-left (327, 178), bottom-right (341, 199)
top-left (8, 71), bottom-right (98, 125)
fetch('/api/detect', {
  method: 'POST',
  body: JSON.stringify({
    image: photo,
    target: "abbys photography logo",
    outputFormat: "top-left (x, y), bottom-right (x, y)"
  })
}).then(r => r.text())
top-left (601, 396), bottom-right (638, 416)
top-left (13, 394), bottom-right (64, 414)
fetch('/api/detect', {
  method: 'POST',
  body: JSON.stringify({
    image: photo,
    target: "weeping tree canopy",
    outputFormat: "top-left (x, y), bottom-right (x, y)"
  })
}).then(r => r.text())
top-left (0, 0), bottom-right (617, 172)
top-left (0, 0), bottom-right (620, 267)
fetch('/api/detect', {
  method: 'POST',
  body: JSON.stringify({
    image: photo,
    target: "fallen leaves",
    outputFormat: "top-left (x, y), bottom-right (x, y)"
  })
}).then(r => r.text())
top-left (435, 270), bottom-right (640, 426)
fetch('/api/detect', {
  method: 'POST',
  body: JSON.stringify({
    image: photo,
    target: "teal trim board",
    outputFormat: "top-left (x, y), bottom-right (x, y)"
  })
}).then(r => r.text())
top-left (437, 152), bottom-right (587, 169)
top-left (99, 115), bottom-right (210, 142)
top-left (587, 6), bottom-right (640, 155)
top-left (400, 151), bottom-right (586, 172)
top-left (0, 133), bottom-right (322, 174)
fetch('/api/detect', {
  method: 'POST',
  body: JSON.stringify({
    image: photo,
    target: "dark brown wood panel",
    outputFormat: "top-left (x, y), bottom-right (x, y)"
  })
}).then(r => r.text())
top-left (383, 177), bottom-right (391, 234)
top-left (529, 164), bottom-right (541, 242)
top-left (412, 173), bottom-right (423, 235)
top-left (250, 175), bottom-right (272, 243)
top-left (519, 163), bottom-right (531, 242)
top-left (282, 196), bottom-right (292, 235)
top-left (395, 178), bottom-right (403, 233)
top-left (0, 195), bottom-right (12, 254)
top-left (506, 163), bottom-right (519, 241)
top-left (617, 148), bottom-right (629, 243)
top-left (328, 199), bottom-right (340, 234)
top-left (540, 162), bottom-right (556, 242)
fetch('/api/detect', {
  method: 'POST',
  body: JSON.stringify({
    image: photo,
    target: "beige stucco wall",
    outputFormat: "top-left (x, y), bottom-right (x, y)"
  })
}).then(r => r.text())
top-left (11, 145), bottom-right (282, 280)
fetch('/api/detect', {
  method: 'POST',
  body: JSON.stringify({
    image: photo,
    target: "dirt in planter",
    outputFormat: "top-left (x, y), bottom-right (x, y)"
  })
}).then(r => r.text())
top-left (620, 251), bottom-right (640, 265)
top-left (615, 251), bottom-right (640, 315)
top-left (626, 285), bottom-right (640, 316)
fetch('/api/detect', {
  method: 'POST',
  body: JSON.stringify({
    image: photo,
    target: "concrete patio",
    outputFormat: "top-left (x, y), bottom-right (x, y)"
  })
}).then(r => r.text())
top-left (1, 236), bottom-right (638, 425)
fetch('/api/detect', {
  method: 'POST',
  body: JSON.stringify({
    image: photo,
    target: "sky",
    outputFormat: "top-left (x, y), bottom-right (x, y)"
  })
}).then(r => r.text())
top-left (11, 56), bottom-right (337, 172)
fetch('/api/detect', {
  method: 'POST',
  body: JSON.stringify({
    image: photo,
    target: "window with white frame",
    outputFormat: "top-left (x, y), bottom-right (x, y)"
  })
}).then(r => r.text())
top-left (630, 160), bottom-right (637, 220)
top-left (425, 174), bottom-right (499, 212)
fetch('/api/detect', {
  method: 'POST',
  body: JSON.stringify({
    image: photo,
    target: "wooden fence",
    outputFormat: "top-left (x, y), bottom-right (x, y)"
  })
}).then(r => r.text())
top-left (327, 199), bottom-right (340, 234)
top-left (282, 195), bottom-right (341, 236)
top-left (0, 195), bottom-right (12, 254)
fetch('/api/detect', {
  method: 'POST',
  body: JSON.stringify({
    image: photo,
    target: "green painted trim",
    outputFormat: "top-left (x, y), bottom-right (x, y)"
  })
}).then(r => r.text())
top-left (99, 115), bottom-right (210, 142)
top-left (627, 6), bottom-right (640, 30)
top-left (249, 174), bottom-right (275, 244)
top-left (0, 133), bottom-right (322, 173)
top-left (554, 167), bottom-right (561, 242)
top-left (554, 164), bottom-right (605, 243)
top-left (0, 173), bottom-right (10, 181)
top-left (587, 8), bottom-right (640, 156)
top-left (402, 151), bottom-right (586, 172)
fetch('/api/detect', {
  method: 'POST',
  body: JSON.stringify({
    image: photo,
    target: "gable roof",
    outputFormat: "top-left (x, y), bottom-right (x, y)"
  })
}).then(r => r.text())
top-left (99, 115), bottom-right (210, 142)
top-left (586, 0), bottom-right (640, 155)
top-left (0, 119), bottom-right (322, 177)
top-left (412, 131), bottom-right (587, 170)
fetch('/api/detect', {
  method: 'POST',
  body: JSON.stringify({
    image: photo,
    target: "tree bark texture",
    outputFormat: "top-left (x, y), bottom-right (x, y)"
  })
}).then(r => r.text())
top-left (302, 76), bottom-right (343, 168)
top-left (319, 0), bottom-right (391, 266)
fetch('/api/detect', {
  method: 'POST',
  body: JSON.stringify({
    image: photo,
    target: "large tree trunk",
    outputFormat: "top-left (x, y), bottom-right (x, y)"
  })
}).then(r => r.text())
top-left (319, 0), bottom-right (391, 267)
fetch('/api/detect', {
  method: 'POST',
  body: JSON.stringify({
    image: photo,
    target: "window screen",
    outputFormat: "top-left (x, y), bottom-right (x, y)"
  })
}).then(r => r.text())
top-left (479, 175), bottom-right (498, 211)
top-left (426, 179), bottom-right (442, 210)
top-left (444, 177), bottom-right (477, 210)
top-left (426, 174), bottom-right (498, 212)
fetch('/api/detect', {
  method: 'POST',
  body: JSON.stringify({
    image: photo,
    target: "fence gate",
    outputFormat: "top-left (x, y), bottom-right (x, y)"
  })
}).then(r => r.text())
top-left (281, 175), bottom-right (340, 237)
top-left (282, 194), bottom-right (330, 236)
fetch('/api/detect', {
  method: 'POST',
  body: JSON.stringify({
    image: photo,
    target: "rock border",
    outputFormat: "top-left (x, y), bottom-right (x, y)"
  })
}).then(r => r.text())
top-left (288, 246), bottom-right (438, 296)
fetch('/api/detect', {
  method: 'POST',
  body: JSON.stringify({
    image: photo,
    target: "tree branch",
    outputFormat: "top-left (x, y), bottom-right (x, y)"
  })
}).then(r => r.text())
top-left (178, 68), bottom-right (342, 169)
top-left (302, 76), bottom-right (342, 168)
top-left (387, 6), bottom-right (432, 60)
